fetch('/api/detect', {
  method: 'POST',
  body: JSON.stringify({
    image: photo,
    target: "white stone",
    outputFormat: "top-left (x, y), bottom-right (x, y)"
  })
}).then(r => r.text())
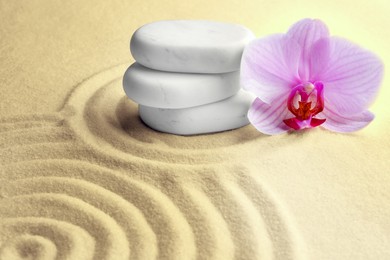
top-left (123, 63), bottom-right (240, 109)
top-left (130, 20), bottom-right (255, 73)
top-left (139, 90), bottom-right (255, 135)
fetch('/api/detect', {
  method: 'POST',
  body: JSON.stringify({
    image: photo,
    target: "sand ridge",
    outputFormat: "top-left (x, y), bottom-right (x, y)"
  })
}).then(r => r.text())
top-left (0, 64), bottom-right (306, 259)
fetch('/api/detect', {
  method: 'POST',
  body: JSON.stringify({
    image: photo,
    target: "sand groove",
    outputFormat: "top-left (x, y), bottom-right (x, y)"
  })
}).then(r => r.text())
top-left (0, 234), bottom-right (58, 260)
top-left (236, 169), bottom-right (307, 259)
top-left (1, 177), bottom-right (157, 260)
top-left (0, 64), bottom-right (306, 259)
top-left (0, 127), bottom-right (73, 148)
top-left (63, 64), bottom-right (265, 165)
top-left (0, 217), bottom-right (95, 260)
top-left (0, 114), bottom-right (63, 124)
top-left (0, 121), bottom-right (62, 133)
top-left (1, 161), bottom-right (198, 260)
top-left (0, 193), bottom-right (130, 259)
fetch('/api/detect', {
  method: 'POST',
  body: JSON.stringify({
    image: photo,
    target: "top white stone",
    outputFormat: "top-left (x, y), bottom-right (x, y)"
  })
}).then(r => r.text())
top-left (130, 20), bottom-right (255, 73)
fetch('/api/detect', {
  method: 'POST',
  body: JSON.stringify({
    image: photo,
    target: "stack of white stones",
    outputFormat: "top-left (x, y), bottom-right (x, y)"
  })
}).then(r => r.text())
top-left (123, 20), bottom-right (256, 135)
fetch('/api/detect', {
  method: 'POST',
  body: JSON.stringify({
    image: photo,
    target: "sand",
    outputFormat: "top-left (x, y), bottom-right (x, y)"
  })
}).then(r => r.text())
top-left (1, 0), bottom-right (390, 259)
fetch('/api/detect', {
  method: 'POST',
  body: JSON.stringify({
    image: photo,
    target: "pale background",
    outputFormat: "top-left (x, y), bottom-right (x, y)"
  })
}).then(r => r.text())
top-left (1, 0), bottom-right (390, 259)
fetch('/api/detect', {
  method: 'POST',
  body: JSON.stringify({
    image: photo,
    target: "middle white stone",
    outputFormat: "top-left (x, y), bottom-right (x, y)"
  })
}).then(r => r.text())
top-left (123, 63), bottom-right (240, 109)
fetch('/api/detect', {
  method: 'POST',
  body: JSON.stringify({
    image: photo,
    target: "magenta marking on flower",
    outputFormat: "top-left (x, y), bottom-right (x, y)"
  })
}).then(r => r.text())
top-left (283, 81), bottom-right (326, 130)
top-left (241, 18), bottom-right (383, 135)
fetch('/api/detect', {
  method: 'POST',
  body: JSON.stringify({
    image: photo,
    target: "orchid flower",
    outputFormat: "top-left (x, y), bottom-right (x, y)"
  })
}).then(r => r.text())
top-left (241, 19), bottom-right (383, 134)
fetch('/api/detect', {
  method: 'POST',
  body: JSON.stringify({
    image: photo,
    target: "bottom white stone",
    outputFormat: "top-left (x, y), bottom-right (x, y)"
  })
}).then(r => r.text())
top-left (139, 90), bottom-right (255, 135)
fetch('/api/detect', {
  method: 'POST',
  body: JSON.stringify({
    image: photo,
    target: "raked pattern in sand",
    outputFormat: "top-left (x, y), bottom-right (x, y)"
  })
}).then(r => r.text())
top-left (0, 64), bottom-right (306, 259)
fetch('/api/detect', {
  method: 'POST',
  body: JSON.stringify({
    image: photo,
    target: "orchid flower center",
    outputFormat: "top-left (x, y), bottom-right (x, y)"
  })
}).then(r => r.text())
top-left (283, 81), bottom-right (326, 130)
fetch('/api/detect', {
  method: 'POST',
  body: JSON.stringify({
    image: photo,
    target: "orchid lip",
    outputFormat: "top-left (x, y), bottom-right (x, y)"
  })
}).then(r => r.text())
top-left (283, 81), bottom-right (326, 130)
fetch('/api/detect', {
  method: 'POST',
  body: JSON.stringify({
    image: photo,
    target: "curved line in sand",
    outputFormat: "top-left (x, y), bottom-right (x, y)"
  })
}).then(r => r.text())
top-left (0, 193), bottom-right (131, 260)
top-left (2, 159), bottom-right (306, 259)
top-left (0, 234), bottom-right (58, 260)
top-left (0, 114), bottom-right (63, 124)
top-left (0, 142), bottom-right (81, 165)
top-left (197, 166), bottom-right (307, 260)
top-left (0, 126), bottom-right (74, 148)
top-left (1, 161), bottom-right (198, 260)
top-left (0, 113), bottom-right (65, 134)
top-left (0, 217), bottom-right (95, 260)
top-left (1, 177), bottom-right (158, 260)
top-left (236, 169), bottom-right (308, 259)
top-left (0, 121), bottom-right (62, 133)
top-left (62, 63), bottom-right (265, 165)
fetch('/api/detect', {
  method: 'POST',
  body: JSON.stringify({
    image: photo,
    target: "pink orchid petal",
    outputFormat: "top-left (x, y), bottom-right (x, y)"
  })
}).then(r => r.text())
top-left (308, 37), bottom-right (331, 82)
top-left (248, 97), bottom-right (291, 135)
top-left (287, 19), bottom-right (330, 82)
top-left (241, 34), bottom-right (301, 104)
top-left (319, 37), bottom-right (384, 115)
top-left (321, 108), bottom-right (374, 132)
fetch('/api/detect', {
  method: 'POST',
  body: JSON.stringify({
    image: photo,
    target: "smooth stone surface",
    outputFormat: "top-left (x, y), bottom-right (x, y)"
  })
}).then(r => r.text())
top-left (139, 90), bottom-right (255, 135)
top-left (123, 63), bottom-right (240, 109)
top-left (130, 20), bottom-right (255, 73)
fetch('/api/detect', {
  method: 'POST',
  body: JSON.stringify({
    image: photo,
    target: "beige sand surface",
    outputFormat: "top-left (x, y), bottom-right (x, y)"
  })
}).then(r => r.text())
top-left (1, 0), bottom-right (390, 259)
